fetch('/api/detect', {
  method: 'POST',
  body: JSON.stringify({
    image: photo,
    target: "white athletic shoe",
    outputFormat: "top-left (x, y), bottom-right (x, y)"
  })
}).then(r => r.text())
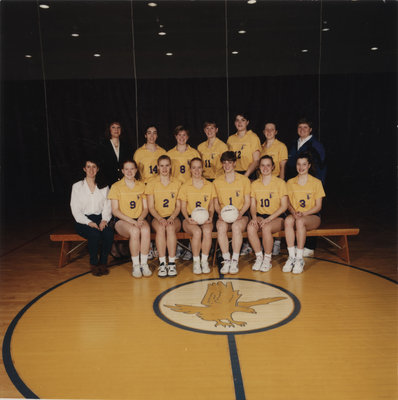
top-left (240, 241), bottom-right (252, 255)
top-left (220, 259), bottom-right (231, 274)
top-left (272, 240), bottom-right (281, 256)
top-left (175, 244), bottom-right (184, 260)
top-left (193, 260), bottom-right (202, 275)
top-left (141, 264), bottom-right (152, 277)
top-left (303, 247), bottom-right (314, 257)
top-left (201, 260), bottom-right (211, 274)
top-left (252, 256), bottom-right (263, 271)
top-left (260, 257), bottom-right (272, 272)
top-left (282, 257), bottom-right (295, 273)
top-left (132, 265), bottom-right (142, 278)
top-left (292, 258), bottom-right (305, 274)
top-left (168, 263), bottom-right (177, 277)
top-left (158, 262), bottom-right (168, 277)
top-left (229, 259), bottom-right (239, 274)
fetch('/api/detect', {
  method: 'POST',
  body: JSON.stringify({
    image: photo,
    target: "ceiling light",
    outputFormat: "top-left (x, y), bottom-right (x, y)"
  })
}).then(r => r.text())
top-left (166, 52), bottom-right (173, 56)
top-left (25, 54), bottom-right (32, 58)
top-left (148, 2), bottom-right (157, 6)
top-left (247, 0), bottom-right (256, 4)
top-left (301, 49), bottom-right (309, 53)
top-left (71, 33), bottom-right (80, 37)
top-left (322, 28), bottom-right (330, 32)
top-left (370, 47), bottom-right (378, 51)
top-left (39, 4), bottom-right (50, 9)
top-left (93, 53), bottom-right (101, 57)
top-left (232, 51), bottom-right (239, 55)
top-left (238, 30), bottom-right (246, 34)
top-left (158, 31), bottom-right (166, 36)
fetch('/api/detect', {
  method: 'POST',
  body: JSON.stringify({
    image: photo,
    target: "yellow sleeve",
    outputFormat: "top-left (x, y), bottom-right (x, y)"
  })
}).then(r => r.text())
top-left (280, 143), bottom-right (288, 161)
top-left (178, 183), bottom-right (187, 201)
top-left (314, 180), bottom-right (326, 199)
top-left (279, 180), bottom-right (288, 197)
top-left (144, 181), bottom-right (154, 196)
top-left (107, 183), bottom-right (119, 200)
top-left (243, 176), bottom-right (251, 196)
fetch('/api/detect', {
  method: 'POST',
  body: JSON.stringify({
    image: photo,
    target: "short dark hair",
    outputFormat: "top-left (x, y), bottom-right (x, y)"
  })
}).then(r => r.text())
top-left (220, 151), bottom-right (237, 162)
top-left (173, 125), bottom-right (189, 137)
top-left (234, 112), bottom-right (250, 121)
top-left (297, 118), bottom-right (312, 129)
top-left (189, 157), bottom-right (203, 167)
top-left (203, 121), bottom-right (217, 129)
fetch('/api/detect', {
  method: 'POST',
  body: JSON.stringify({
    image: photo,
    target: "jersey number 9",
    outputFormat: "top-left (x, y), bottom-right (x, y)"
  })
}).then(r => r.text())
top-left (130, 201), bottom-right (136, 209)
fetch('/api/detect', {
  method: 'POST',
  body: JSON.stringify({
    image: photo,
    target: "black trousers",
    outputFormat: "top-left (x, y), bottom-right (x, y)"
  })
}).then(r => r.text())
top-left (75, 214), bottom-right (114, 265)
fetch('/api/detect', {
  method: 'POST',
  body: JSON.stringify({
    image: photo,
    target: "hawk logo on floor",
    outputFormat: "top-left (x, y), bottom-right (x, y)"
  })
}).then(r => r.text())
top-left (165, 281), bottom-right (286, 328)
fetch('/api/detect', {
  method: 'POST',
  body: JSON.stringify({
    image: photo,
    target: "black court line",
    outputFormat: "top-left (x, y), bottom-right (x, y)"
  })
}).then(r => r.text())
top-left (3, 260), bottom-right (396, 399)
top-left (2, 271), bottom-right (90, 399)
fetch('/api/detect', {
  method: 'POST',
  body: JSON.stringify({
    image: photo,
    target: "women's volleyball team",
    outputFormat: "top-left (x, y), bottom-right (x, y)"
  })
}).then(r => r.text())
top-left (70, 114), bottom-right (325, 278)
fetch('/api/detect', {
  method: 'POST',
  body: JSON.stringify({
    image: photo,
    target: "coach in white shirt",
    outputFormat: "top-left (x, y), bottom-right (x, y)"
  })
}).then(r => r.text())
top-left (71, 159), bottom-right (114, 276)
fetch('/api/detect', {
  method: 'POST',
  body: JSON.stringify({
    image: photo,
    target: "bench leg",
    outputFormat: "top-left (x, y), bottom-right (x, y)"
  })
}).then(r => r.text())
top-left (336, 235), bottom-right (350, 264)
top-left (59, 241), bottom-right (70, 268)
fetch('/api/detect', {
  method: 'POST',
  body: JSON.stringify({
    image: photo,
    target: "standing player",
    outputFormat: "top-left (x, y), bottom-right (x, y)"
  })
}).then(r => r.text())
top-left (260, 122), bottom-right (288, 256)
top-left (260, 122), bottom-right (288, 180)
top-left (133, 125), bottom-right (166, 183)
top-left (179, 158), bottom-right (215, 274)
top-left (247, 156), bottom-right (288, 272)
top-left (197, 121), bottom-right (228, 181)
top-left (227, 113), bottom-right (261, 180)
top-left (283, 153), bottom-right (325, 274)
top-left (146, 155), bottom-right (182, 277)
top-left (214, 151), bottom-right (251, 274)
top-left (108, 159), bottom-right (151, 278)
top-left (167, 125), bottom-right (200, 184)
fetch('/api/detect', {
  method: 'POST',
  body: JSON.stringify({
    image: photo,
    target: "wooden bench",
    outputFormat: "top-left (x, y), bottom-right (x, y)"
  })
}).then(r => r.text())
top-left (50, 228), bottom-right (359, 268)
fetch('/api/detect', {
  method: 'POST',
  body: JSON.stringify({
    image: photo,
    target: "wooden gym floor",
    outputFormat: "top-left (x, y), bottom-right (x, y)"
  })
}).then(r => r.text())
top-left (0, 202), bottom-right (396, 400)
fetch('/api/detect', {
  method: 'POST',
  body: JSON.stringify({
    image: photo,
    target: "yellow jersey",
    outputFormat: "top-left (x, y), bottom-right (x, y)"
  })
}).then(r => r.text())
top-left (167, 145), bottom-right (201, 183)
top-left (197, 138), bottom-right (228, 180)
top-left (133, 144), bottom-right (166, 183)
top-left (145, 176), bottom-right (182, 218)
top-left (178, 179), bottom-right (216, 215)
top-left (227, 130), bottom-right (261, 172)
top-left (213, 173), bottom-right (251, 211)
top-left (287, 174), bottom-right (326, 212)
top-left (260, 139), bottom-right (288, 177)
top-left (108, 178), bottom-right (146, 219)
top-left (251, 176), bottom-right (288, 215)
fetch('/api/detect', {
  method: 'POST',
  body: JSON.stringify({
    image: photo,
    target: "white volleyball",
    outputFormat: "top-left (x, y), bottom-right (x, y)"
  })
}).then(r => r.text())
top-left (221, 205), bottom-right (239, 223)
top-left (191, 207), bottom-right (209, 225)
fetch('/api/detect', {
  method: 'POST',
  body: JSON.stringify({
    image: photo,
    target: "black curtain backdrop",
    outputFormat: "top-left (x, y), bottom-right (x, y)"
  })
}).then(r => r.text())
top-left (2, 72), bottom-right (396, 217)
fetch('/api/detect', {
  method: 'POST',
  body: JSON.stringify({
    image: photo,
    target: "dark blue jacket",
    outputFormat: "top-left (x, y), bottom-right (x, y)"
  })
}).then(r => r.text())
top-left (286, 136), bottom-right (326, 184)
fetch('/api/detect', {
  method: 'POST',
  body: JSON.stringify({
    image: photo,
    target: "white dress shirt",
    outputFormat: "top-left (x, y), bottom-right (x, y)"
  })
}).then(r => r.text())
top-left (297, 134), bottom-right (313, 150)
top-left (70, 179), bottom-right (112, 225)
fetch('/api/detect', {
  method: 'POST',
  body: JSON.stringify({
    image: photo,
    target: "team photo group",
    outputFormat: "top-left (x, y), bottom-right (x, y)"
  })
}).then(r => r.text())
top-left (70, 113), bottom-right (326, 278)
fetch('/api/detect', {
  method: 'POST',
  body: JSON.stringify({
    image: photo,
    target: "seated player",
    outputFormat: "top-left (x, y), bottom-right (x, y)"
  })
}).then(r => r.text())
top-left (247, 156), bottom-right (288, 272)
top-left (133, 124), bottom-right (166, 184)
top-left (146, 155), bottom-right (182, 277)
top-left (197, 121), bottom-right (228, 181)
top-left (283, 153), bottom-right (325, 274)
top-left (71, 158), bottom-right (114, 276)
top-left (108, 159), bottom-right (151, 278)
top-left (179, 158), bottom-right (215, 274)
top-left (214, 151), bottom-right (251, 274)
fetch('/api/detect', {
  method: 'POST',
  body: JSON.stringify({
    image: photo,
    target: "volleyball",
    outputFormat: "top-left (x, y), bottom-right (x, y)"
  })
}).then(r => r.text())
top-left (191, 207), bottom-right (209, 225)
top-left (221, 205), bottom-right (239, 223)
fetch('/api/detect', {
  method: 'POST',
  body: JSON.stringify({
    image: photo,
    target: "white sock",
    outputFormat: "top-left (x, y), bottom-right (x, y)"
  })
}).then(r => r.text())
top-left (201, 254), bottom-right (209, 262)
top-left (140, 254), bottom-right (148, 265)
top-left (232, 252), bottom-right (240, 261)
top-left (255, 251), bottom-right (263, 260)
top-left (222, 252), bottom-right (231, 261)
top-left (296, 249), bottom-right (304, 259)
top-left (264, 253), bottom-right (272, 260)
top-left (159, 256), bottom-right (166, 265)
top-left (193, 256), bottom-right (200, 263)
top-left (169, 256), bottom-right (176, 264)
top-left (132, 256), bottom-right (140, 267)
top-left (288, 247), bottom-right (296, 259)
